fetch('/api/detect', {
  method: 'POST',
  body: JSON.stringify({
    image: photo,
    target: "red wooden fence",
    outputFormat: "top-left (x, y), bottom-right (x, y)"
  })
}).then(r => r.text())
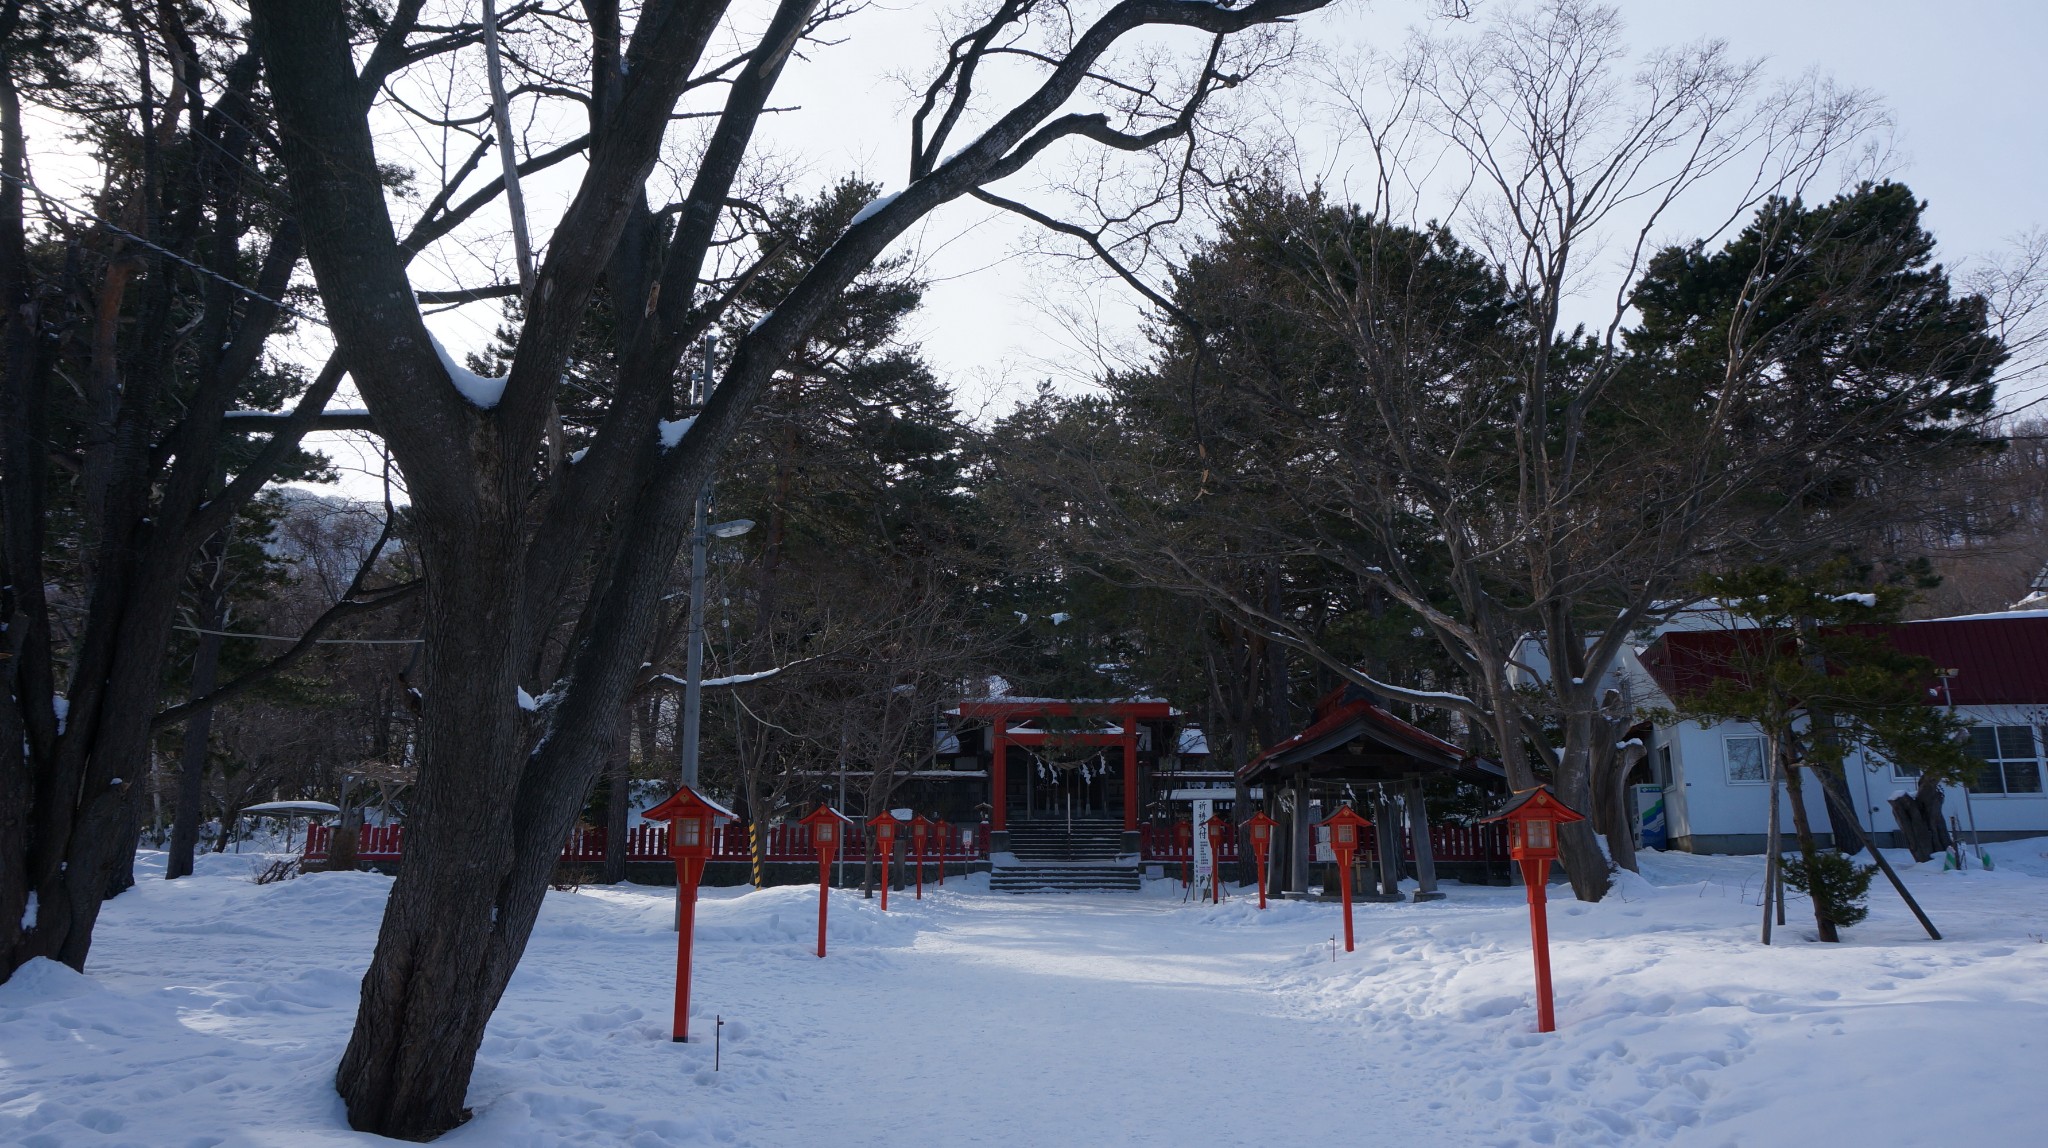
top-left (1138, 822), bottom-right (1505, 864)
top-left (304, 819), bottom-right (1500, 866)
top-left (303, 821), bottom-right (990, 864)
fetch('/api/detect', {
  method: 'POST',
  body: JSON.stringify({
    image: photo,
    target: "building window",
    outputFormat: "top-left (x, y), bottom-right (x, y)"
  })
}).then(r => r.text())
top-left (1966, 725), bottom-right (2044, 796)
top-left (1724, 735), bottom-right (1766, 784)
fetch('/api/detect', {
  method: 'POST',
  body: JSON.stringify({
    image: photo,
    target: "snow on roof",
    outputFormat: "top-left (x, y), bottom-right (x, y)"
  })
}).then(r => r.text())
top-left (1177, 727), bottom-right (1209, 755)
top-left (240, 801), bottom-right (340, 817)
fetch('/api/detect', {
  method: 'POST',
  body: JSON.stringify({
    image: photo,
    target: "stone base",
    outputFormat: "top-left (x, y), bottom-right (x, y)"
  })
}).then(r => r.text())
top-left (1410, 890), bottom-right (1448, 902)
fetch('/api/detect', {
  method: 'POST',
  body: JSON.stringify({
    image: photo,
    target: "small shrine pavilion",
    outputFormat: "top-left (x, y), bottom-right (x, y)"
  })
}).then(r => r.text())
top-left (1239, 683), bottom-right (1507, 898)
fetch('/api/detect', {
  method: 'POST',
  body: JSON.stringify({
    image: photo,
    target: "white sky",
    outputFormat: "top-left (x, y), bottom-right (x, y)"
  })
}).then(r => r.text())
top-left (751, 0), bottom-right (2048, 419)
top-left (33, 2), bottom-right (2044, 492)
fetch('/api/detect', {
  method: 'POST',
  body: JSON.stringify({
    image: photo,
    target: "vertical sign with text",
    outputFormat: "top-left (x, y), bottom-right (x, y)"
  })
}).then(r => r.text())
top-left (1191, 797), bottom-right (1214, 897)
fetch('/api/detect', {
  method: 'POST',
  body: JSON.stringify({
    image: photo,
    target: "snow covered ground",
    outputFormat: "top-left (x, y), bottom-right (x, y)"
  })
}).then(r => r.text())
top-left (6, 843), bottom-right (2048, 1147)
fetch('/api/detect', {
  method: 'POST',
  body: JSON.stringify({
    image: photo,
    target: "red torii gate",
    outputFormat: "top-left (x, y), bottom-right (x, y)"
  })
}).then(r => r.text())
top-left (955, 698), bottom-right (1175, 835)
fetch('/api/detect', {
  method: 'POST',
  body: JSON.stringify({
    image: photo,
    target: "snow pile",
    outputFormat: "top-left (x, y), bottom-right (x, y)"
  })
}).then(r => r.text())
top-left (429, 333), bottom-right (509, 410)
top-left (4, 847), bottom-right (2047, 1145)
top-left (657, 416), bottom-right (694, 451)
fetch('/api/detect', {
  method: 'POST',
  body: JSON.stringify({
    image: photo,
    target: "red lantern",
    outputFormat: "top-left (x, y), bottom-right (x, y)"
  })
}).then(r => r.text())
top-left (1318, 804), bottom-right (1373, 953)
top-left (641, 785), bottom-right (735, 1041)
top-left (1244, 811), bottom-right (1280, 910)
top-left (933, 818), bottom-right (952, 887)
top-left (909, 815), bottom-right (932, 900)
top-left (1174, 819), bottom-right (1194, 889)
top-left (868, 811), bottom-right (901, 911)
top-left (1203, 813), bottom-right (1230, 904)
top-left (1483, 786), bottom-right (1587, 1033)
top-left (799, 805), bottom-right (850, 958)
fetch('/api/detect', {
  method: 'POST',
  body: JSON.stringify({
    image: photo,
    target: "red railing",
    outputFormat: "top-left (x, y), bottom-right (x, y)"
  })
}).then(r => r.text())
top-left (303, 821), bottom-right (991, 864)
top-left (1139, 821), bottom-right (1506, 864)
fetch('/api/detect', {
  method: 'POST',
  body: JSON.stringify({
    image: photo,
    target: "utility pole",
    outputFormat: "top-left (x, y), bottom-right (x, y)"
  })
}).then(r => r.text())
top-left (680, 334), bottom-right (718, 789)
top-left (674, 335), bottom-right (753, 927)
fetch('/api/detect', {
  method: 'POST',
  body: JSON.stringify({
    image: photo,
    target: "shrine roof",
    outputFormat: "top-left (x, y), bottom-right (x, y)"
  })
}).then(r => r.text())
top-left (1239, 683), bottom-right (1495, 785)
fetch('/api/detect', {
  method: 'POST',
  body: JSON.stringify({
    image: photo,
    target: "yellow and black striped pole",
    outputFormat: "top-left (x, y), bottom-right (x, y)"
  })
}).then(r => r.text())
top-left (750, 821), bottom-right (764, 888)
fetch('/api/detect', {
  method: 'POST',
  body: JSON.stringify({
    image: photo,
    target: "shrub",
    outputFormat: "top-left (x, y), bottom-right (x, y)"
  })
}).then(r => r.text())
top-left (252, 857), bottom-right (302, 885)
top-left (1783, 851), bottom-right (1877, 929)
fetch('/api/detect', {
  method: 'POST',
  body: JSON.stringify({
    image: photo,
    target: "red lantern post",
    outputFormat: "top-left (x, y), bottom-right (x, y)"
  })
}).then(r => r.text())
top-left (1319, 804), bottom-right (1372, 952)
top-left (1244, 811), bottom-right (1280, 910)
top-left (1203, 813), bottom-right (1230, 904)
top-left (799, 805), bottom-right (849, 958)
top-left (933, 818), bottom-right (952, 886)
top-left (909, 815), bottom-right (932, 900)
top-left (642, 785), bottom-right (735, 1042)
top-left (1483, 786), bottom-right (1587, 1033)
top-left (1174, 819), bottom-right (1193, 889)
top-left (867, 811), bottom-right (901, 911)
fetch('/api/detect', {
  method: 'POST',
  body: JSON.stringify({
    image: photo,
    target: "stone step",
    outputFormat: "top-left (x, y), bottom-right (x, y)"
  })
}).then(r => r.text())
top-left (990, 869), bottom-right (1142, 893)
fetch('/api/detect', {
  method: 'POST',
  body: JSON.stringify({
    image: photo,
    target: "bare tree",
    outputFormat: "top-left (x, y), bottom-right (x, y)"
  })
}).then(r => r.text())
top-left (992, 3), bottom-right (2012, 905)
top-left (1, 2), bottom-right (416, 978)
top-left (243, 0), bottom-right (1331, 1135)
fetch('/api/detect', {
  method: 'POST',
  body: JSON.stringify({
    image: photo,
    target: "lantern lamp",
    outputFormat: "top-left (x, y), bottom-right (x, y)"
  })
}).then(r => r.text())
top-left (1244, 811), bottom-right (1281, 910)
top-left (1202, 813), bottom-right (1231, 904)
top-left (867, 811), bottom-right (902, 911)
top-left (1318, 804), bottom-right (1374, 952)
top-left (798, 805), bottom-right (852, 958)
top-left (1482, 786), bottom-right (1587, 1033)
top-left (640, 785), bottom-right (736, 1041)
top-left (1174, 819), bottom-right (1194, 889)
top-left (909, 815), bottom-right (933, 900)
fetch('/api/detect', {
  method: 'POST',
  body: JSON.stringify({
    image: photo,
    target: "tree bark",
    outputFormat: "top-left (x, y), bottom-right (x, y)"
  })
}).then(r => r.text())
top-left (1889, 775), bottom-right (1949, 863)
top-left (1554, 710), bottom-right (1613, 901)
top-left (168, 532), bottom-right (231, 879)
top-left (1782, 764), bottom-right (1838, 942)
top-left (602, 707), bottom-right (631, 884)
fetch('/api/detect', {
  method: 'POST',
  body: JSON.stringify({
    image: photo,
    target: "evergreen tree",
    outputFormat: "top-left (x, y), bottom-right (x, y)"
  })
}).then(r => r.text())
top-left (1663, 563), bottom-right (1977, 941)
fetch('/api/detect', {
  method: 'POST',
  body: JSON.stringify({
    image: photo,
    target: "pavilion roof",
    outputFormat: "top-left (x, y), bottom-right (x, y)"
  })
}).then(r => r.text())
top-left (1238, 683), bottom-right (1495, 785)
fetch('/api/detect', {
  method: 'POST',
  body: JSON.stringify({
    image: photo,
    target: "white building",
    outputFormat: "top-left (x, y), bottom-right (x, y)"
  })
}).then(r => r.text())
top-left (1620, 614), bottom-right (2048, 853)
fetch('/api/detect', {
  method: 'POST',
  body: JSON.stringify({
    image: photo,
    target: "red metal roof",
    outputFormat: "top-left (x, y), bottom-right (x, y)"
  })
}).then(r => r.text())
top-left (1640, 616), bottom-right (2048, 707)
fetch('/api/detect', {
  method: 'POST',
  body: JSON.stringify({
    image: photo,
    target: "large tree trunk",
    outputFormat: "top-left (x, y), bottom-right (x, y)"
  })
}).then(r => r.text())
top-left (333, 537), bottom-right (532, 1139)
top-left (168, 532), bottom-right (230, 879)
top-left (1590, 741), bottom-right (1643, 875)
top-left (1889, 774), bottom-right (1950, 863)
top-left (1554, 711), bottom-right (1613, 901)
top-left (601, 707), bottom-right (631, 885)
